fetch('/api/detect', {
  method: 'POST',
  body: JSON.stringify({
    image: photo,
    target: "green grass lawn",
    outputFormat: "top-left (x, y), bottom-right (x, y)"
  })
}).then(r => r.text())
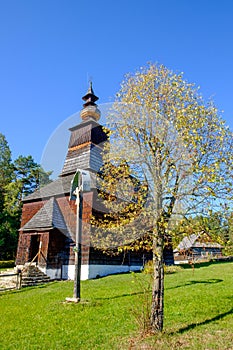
top-left (0, 262), bottom-right (232, 349)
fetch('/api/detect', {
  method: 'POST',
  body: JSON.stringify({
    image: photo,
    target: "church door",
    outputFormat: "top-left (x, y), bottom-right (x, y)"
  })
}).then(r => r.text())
top-left (29, 234), bottom-right (40, 263)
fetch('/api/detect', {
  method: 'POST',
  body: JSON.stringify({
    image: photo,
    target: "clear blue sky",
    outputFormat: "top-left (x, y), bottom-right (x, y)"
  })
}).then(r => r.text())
top-left (1, 0), bottom-right (233, 177)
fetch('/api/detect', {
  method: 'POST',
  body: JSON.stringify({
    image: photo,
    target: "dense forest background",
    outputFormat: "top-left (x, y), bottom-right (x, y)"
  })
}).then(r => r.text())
top-left (0, 133), bottom-right (52, 260)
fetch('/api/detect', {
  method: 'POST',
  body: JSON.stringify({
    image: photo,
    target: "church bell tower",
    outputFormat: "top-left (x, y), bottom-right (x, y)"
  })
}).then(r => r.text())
top-left (60, 83), bottom-right (108, 176)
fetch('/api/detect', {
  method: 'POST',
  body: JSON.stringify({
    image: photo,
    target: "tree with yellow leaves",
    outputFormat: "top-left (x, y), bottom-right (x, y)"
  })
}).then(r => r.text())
top-left (92, 63), bottom-right (233, 332)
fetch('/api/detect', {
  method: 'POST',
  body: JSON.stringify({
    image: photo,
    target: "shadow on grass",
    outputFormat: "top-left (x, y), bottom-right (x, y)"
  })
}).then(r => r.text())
top-left (94, 278), bottom-right (223, 300)
top-left (95, 291), bottom-right (145, 301)
top-left (170, 308), bottom-right (233, 335)
top-left (167, 278), bottom-right (223, 290)
top-left (0, 281), bottom-right (58, 297)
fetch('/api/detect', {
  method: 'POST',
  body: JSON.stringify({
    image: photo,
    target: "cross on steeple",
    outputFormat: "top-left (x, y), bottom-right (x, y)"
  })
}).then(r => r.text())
top-left (82, 81), bottom-right (99, 108)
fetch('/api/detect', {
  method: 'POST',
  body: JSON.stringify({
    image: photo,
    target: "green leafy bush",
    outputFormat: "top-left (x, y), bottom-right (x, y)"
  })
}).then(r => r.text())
top-left (143, 260), bottom-right (182, 275)
top-left (0, 260), bottom-right (15, 269)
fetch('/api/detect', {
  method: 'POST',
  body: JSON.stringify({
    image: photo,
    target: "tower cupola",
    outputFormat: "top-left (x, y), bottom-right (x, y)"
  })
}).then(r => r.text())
top-left (60, 83), bottom-right (107, 176)
top-left (80, 82), bottom-right (101, 121)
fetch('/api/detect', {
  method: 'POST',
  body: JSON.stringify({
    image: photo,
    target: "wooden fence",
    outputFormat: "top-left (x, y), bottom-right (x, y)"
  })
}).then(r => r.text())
top-left (0, 271), bottom-right (22, 291)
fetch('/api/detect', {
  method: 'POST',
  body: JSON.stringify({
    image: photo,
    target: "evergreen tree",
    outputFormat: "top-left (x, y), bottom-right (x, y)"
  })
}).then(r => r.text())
top-left (0, 133), bottom-right (13, 200)
top-left (0, 133), bottom-right (15, 259)
top-left (0, 134), bottom-right (52, 259)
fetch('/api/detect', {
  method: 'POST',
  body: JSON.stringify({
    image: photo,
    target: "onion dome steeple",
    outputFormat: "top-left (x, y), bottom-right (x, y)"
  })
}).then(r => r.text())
top-left (80, 82), bottom-right (101, 121)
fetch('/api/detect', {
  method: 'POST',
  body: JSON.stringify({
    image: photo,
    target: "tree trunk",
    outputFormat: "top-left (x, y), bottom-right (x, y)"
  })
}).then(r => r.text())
top-left (150, 233), bottom-right (164, 332)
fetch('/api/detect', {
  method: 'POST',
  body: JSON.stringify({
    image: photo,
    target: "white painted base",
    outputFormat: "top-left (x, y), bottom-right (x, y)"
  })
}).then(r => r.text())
top-left (88, 264), bottom-right (142, 280)
top-left (174, 260), bottom-right (189, 264)
top-left (65, 297), bottom-right (80, 303)
top-left (43, 264), bottom-right (143, 280)
top-left (61, 264), bottom-right (89, 280)
top-left (44, 267), bottom-right (62, 280)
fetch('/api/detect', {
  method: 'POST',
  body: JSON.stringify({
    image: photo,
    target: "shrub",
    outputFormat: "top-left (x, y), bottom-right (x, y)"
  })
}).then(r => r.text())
top-left (143, 260), bottom-right (182, 275)
top-left (164, 264), bottom-right (183, 274)
top-left (0, 260), bottom-right (15, 269)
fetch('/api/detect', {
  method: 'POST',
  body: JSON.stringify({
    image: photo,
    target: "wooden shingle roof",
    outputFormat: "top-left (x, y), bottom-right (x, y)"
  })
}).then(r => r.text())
top-left (23, 172), bottom-right (97, 202)
top-left (61, 144), bottom-right (103, 176)
top-left (175, 234), bottom-right (222, 251)
top-left (23, 174), bottom-right (74, 202)
top-left (20, 197), bottom-right (73, 239)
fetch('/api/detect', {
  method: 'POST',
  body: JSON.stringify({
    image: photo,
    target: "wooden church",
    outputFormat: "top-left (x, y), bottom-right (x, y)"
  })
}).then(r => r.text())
top-left (16, 84), bottom-right (156, 280)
